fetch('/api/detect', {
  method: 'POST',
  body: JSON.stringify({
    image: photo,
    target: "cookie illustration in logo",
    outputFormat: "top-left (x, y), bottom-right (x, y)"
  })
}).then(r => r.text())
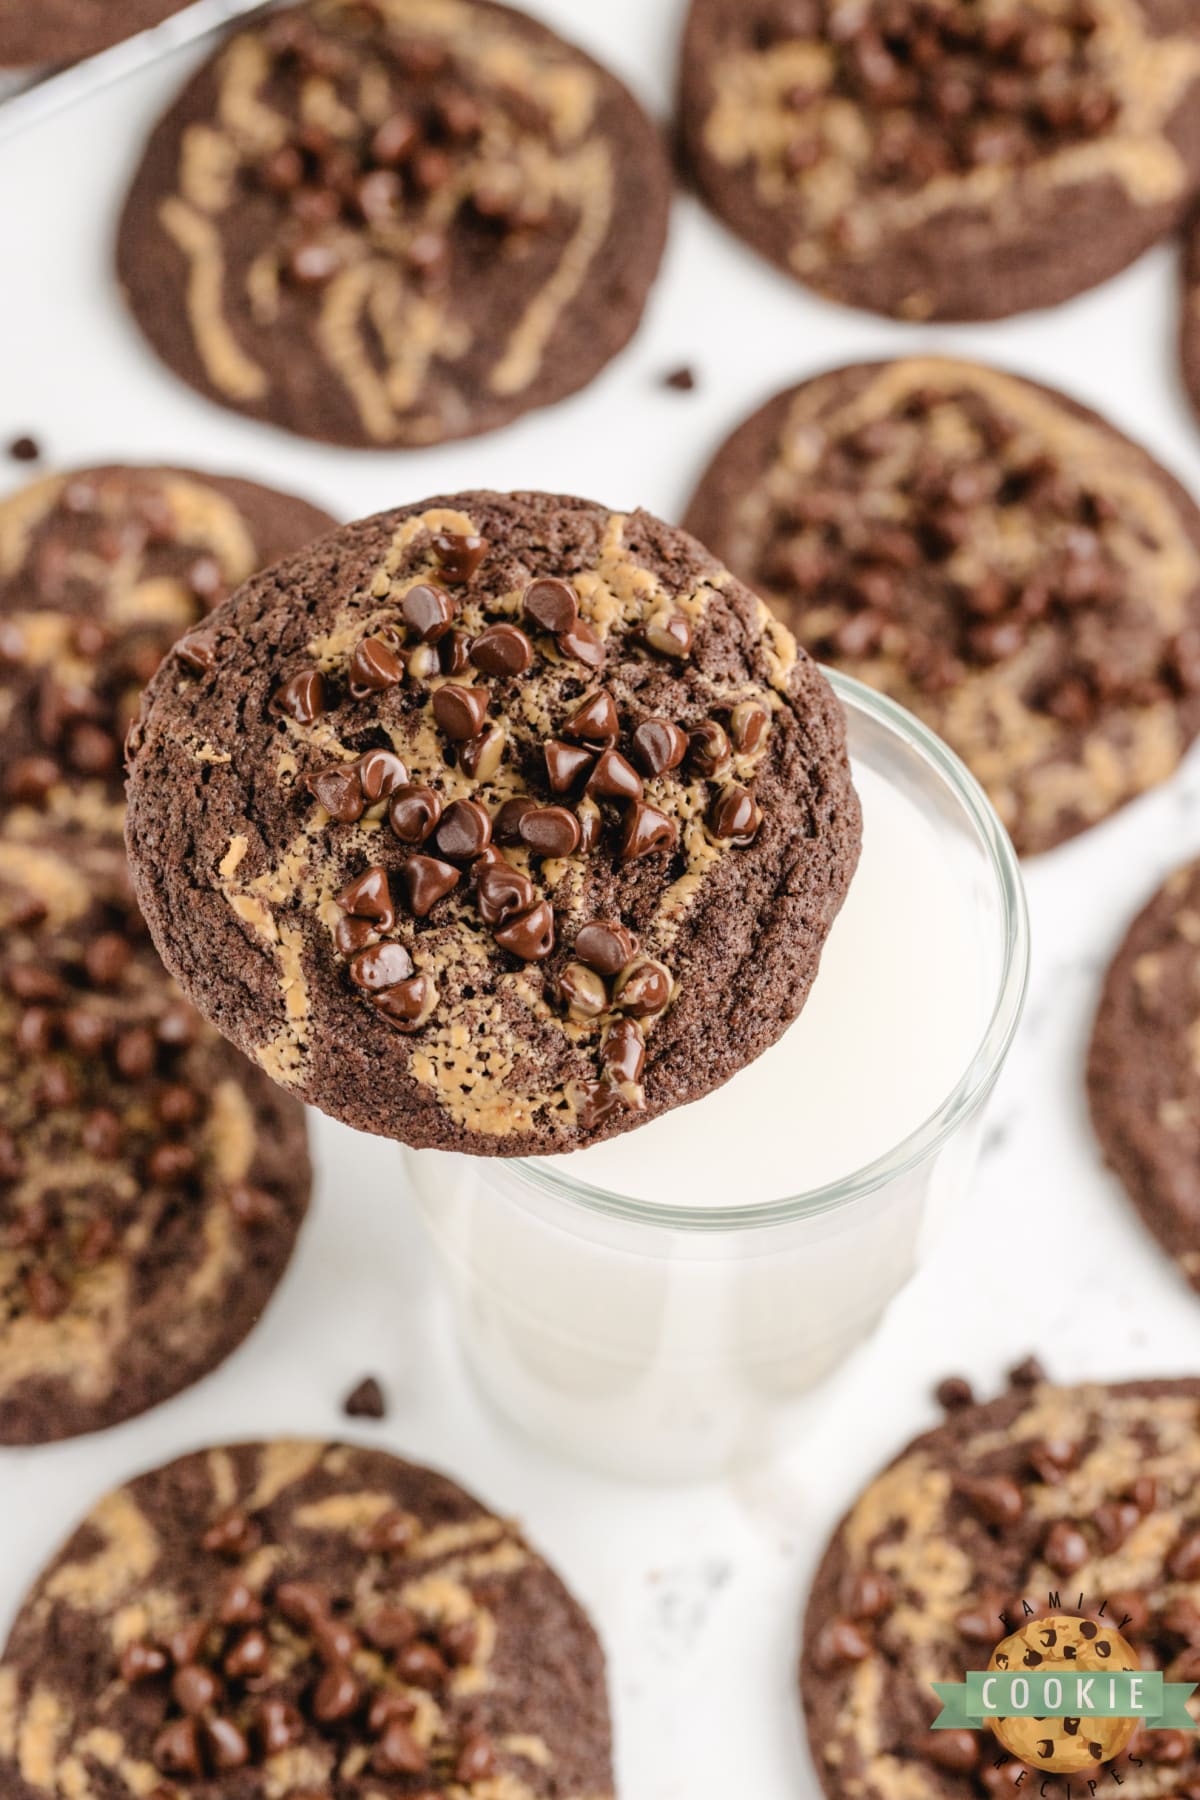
top-left (988, 1615), bottom-right (1140, 1774)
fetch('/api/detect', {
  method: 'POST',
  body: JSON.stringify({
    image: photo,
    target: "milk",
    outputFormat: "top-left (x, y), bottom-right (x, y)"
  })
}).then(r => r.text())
top-left (541, 761), bottom-right (986, 1206)
top-left (406, 679), bottom-right (1027, 1479)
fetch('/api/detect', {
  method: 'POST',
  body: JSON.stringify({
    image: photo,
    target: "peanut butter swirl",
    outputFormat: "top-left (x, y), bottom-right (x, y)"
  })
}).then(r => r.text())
top-left (116, 0), bottom-right (669, 447)
top-left (0, 1440), bottom-right (615, 1800)
top-left (124, 491), bottom-right (860, 1156)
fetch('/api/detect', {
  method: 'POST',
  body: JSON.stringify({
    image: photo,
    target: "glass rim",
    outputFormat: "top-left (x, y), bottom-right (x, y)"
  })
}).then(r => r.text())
top-left (507, 669), bottom-right (1030, 1234)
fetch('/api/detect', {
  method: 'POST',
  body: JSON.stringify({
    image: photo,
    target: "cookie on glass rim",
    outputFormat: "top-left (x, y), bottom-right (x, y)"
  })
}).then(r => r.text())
top-left (678, 0), bottom-right (1200, 322)
top-left (684, 356), bottom-right (1200, 855)
top-left (124, 489), bottom-right (861, 1156)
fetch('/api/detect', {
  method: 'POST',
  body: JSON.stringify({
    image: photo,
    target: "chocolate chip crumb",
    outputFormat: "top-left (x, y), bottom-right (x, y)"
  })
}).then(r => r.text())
top-left (935, 1374), bottom-right (975, 1412)
top-left (7, 435), bottom-right (40, 463)
top-left (343, 1376), bottom-right (387, 1420)
top-left (662, 366), bottom-right (697, 392)
top-left (1008, 1354), bottom-right (1047, 1389)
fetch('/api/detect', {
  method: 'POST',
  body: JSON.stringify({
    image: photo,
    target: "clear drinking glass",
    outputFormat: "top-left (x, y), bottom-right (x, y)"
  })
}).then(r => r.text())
top-left (403, 673), bottom-right (1030, 1481)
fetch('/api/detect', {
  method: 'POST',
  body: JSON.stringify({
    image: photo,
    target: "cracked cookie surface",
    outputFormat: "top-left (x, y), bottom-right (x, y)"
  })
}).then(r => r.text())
top-left (678, 0), bottom-right (1200, 321)
top-left (0, 1439), bottom-right (613, 1800)
top-left (0, 464), bottom-right (335, 832)
top-left (801, 1375), bottom-right (1200, 1800)
top-left (685, 357), bottom-right (1200, 855)
top-left (116, 0), bottom-right (670, 448)
top-left (124, 489), bottom-right (860, 1156)
top-left (0, 817), bottom-right (310, 1444)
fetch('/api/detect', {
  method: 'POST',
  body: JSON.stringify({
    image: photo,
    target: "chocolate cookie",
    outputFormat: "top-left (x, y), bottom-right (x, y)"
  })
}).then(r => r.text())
top-left (0, 0), bottom-right (189, 67)
top-left (0, 816), bottom-right (310, 1443)
top-left (685, 357), bottom-right (1200, 855)
top-left (0, 465), bottom-right (335, 831)
top-left (0, 1439), bottom-right (613, 1800)
top-left (124, 489), bottom-right (861, 1156)
top-left (678, 0), bottom-right (1200, 322)
top-left (115, 0), bottom-right (670, 448)
top-left (1087, 858), bottom-right (1200, 1295)
top-left (801, 1375), bottom-right (1200, 1800)
top-left (1183, 208), bottom-right (1200, 430)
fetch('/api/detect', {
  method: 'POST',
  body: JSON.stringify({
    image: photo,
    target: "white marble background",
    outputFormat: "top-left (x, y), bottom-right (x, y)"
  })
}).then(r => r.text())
top-left (2, 1), bottom-right (1200, 1794)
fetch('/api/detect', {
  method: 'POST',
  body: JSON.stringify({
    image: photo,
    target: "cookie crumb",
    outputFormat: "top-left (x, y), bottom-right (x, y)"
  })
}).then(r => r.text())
top-left (1008, 1355), bottom-right (1046, 1389)
top-left (8, 435), bottom-right (40, 463)
top-left (934, 1374), bottom-right (974, 1411)
top-left (343, 1376), bottom-right (387, 1419)
top-left (661, 366), bottom-right (696, 392)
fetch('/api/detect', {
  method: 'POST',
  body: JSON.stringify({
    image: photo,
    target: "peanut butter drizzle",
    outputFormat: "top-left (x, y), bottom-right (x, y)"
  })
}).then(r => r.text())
top-left (731, 357), bottom-right (1200, 843)
top-left (161, 0), bottom-right (618, 438)
top-left (702, 0), bottom-right (1200, 286)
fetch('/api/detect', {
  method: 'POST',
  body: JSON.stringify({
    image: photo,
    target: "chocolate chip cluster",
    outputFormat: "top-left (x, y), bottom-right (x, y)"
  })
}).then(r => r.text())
top-left (1, 473), bottom-right (230, 810)
top-left (253, 528), bottom-right (768, 1121)
top-left (764, 0), bottom-right (1117, 208)
top-left (244, 6), bottom-right (552, 296)
top-left (0, 882), bottom-right (277, 1320)
top-left (121, 1503), bottom-right (498, 1793)
top-left (758, 384), bottom-right (1200, 719)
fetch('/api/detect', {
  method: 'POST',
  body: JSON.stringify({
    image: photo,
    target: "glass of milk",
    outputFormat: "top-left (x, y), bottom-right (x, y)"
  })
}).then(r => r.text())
top-left (402, 672), bottom-right (1029, 1481)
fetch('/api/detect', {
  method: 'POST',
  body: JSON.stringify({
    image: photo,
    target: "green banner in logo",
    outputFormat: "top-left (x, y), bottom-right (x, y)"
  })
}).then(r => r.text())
top-left (932, 1671), bottom-right (1198, 1732)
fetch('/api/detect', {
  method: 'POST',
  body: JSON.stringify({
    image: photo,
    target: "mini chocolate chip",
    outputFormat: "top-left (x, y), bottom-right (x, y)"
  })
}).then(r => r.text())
top-left (85, 931), bottom-right (131, 987)
top-left (1029, 1436), bottom-right (1080, 1485)
top-left (349, 941), bottom-right (414, 992)
top-left (494, 901), bottom-right (556, 961)
top-left (455, 1734), bottom-right (497, 1784)
top-left (272, 669), bottom-right (327, 724)
top-left (373, 1719), bottom-right (427, 1775)
top-left (918, 1729), bottom-right (979, 1774)
top-left (120, 1640), bottom-right (170, 1683)
top-left (575, 920), bottom-right (637, 976)
top-left (218, 1579), bottom-right (264, 1628)
top-left (458, 723), bottom-right (506, 782)
top-left (602, 1016), bottom-right (645, 1088)
top-left (82, 1107), bottom-right (122, 1158)
top-left (201, 1506), bottom-right (260, 1557)
top-left (313, 1663), bottom-right (361, 1723)
top-left (275, 1581), bottom-right (328, 1627)
top-left (585, 747), bottom-right (643, 802)
top-left (1044, 1520), bottom-right (1090, 1575)
top-left (176, 630), bottom-right (219, 673)
top-left (69, 723), bottom-right (118, 774)
top-left (493, 796), bottom-right (536, 844)
top-left (1168, 1529), bottom-right (1200, 1581)
top-left (545, 739), bottom-right (594, 792)
top-left (146, 1139), bottom-right (196, 1185)
top-left (401, 582), bottom-right (456, 642)
top-left (172, 1664), bottom-right (222, 1715)
top-left (432, 683), bottom-right (489, 740)
top-left (470, 623), bottom-right (533, 676)
top-left (841, 1570), bottom-right (893, 1621)
top-left (154, 1719), bottom-right (203, 1777)
top-left (430, 529), bottom-right (487, 583)
top-left (619, 802), bottom-right (678, 863)
top-left (224, 1628), bottom-right (269, 1680)
top-left (639, 611), bottom-right (693, 659)
top-left (440, 1617), bottom-right (479, 1664)
top-left (557, 962), bottom-right (608, 1021)
top-left (364, 1608), bottom-right (418, 1652)
top-left (399, 855), bottom-right (460, 917)
top-left (371, 109), bottom-right (420, 164)
top-left (355, 748), bottom-right (408, 802)
top-left (309, 764), bottom-right (365, 823)
top-left (186, 554), bottom-right (226, 605)
top-left (372, 975), bottom-right (435, 1032)
top-left (389, 784), bottom-right (442, 844)
top-left (343, 1376), bottom-right (386, 1419)
top-left (562, 689), bottom-right (619, 745)
top-left (614, 957), bottom-right (672, 1018)
top-left (287, 236), bottom-right (344, 286)
top-left (957, 1475), bottom-right (1024, 1528)
top-left (255, 1698), bottom-right (305, 1756)
top-left (336, 865), bottom-right (394, 926)
top-left (350, 635), bottom-right (405, 695)
top-left (157, 1002), bottom-right (198, 1047)
top-left (689, 721), bottom-right (731, 779)
top-left (631, 718), bottom-right (688, 778)
top-left (5, 754), bottom-right (61, 803)
top-left (8, 435), bottom-right (39, 462)
top-left (557, 619), bottom-right (605, 669)
top-left (25, 1266), bottom-right (68, 1320)
top-left (1095, 1501), bottom-right (1141, 1553)
top-left (116, 1026), bottom-right (158, 1078)
top-left (935, 1374), bottom-right (975, 1411)
top-left (1132, 1475), bottom-right (1159, 1513)
top-left (394, 1641), bottom-right (448, 1689)
top-left (523, 576), bottom-right (578, 634)
top-left (518, 805), bottom-right (581, 858)
top-left (38, 1061), bottom-right (78, 1109)
top-left (476, 861), bottom-right (536, 927)
top-left (708, 784), bottom-right (761, 845)
top-left (435, 798), bottom-right (492, 860)
top-left (157, 1083), bottom-right (200, 1127)
top-left (227, 1183), bottom-right (278, 1227)
top-left (205, 1718), bottom-right (250, 1772)
top-left (813, 1619), bottom-right (872, 1671)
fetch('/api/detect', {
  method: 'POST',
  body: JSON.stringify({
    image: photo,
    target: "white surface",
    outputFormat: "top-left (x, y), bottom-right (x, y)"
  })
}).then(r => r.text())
top-left (2, 2), bottom-right (1200, 1795)
top-left (543, 759), bottom-right (988, 1203)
